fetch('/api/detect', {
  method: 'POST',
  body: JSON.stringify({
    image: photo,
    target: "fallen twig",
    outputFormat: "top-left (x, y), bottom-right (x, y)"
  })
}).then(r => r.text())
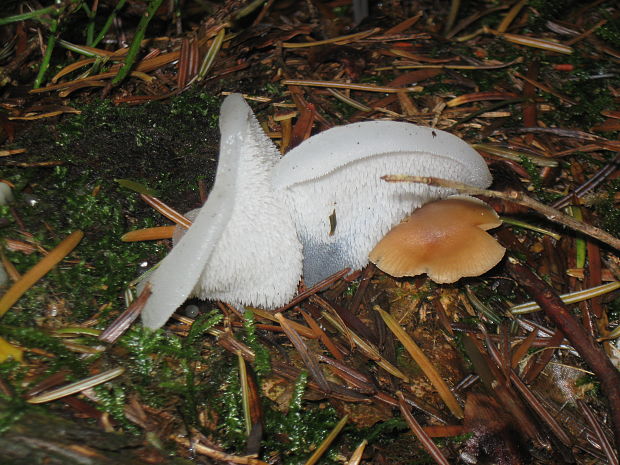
top-left (507, 258), bottom-right (620, 455)
top-left (382, 175), bottom-right (620, 251)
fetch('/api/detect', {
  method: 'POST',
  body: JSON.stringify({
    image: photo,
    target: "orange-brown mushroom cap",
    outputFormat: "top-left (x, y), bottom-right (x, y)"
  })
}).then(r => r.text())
top-left (369, 197), bottom-right (505, 283)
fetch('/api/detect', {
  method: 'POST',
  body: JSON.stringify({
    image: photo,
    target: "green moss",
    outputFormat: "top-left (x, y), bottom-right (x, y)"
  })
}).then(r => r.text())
top-left (242, 309), bottom-right (271, 378)
top-left (218, 367), bottom-right (246, 448)
top-left (286, 371), bottom-right (309, 452)
top-left (112, 317), bottom-right (230, 434)
top-left (1, 166), bottom-right (163, 325)
top-left (55, 91), bottom-right (220, 203)
top-left (262, 82), bottom-right (285, 98)
top-left (261, 371), bottom-right (341, 464)
top-left (595, 7), bottom-right (620, 46)
top-left (0, 396), bottom-right (29, 435)
top-left (0, 89), bottom-right (225, 334)
top-left (607, 295), bottom-right (620, 322)
top-left (94, 382), bottom-right (137, 432)
top-left (577, 374), bottom-right (601, 397)
top-left (0, 325), bottom-right (85, 373)
top-left (518, 155), bottom-right (563, 204)
top-left (120, 327), bottom-right (174, 380)
top-left (343, 281), bottom-right (359, 297)
top-left (0, 360), bottom-right (31, 433)
top-left (545, 78), bottom-right (616, 129)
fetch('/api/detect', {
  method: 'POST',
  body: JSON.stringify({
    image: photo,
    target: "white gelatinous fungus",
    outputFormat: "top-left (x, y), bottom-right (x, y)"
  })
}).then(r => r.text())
top-left (0, 181), bottom-right (13, 205)
top-left (141, 94), bottom-right (302, 329)
top-left (369, 196), bottom-right (505, 283)
top-left (271, 122), bottom-right (493, 286)
top-left (141, 94), bottom-right (496, 329)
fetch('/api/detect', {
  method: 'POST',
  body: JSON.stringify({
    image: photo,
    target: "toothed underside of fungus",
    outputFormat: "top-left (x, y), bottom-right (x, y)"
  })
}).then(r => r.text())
top-left (272, 121), bottom-right (493, 286)
top-left (141, 95), bottom-right (302, 329)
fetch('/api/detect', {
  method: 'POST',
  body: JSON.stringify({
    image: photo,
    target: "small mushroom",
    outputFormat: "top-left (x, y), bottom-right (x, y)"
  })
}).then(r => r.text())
top-left (369, 196), bottom-right (505, 283)
top-left (141, 94), bottom-right (302, 329)
top-left (272, 121), bottom-right (493, 286)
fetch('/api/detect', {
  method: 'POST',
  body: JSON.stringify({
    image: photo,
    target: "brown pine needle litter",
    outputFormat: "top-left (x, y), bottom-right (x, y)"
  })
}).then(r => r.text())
top-left (121, 226), bottom-right (175, 242)
top-left (0, 230), bottom-right (83, 318)
top-left (26, 367), bottom-right (125, 404)
top-left (374, 305), bottom-right (464, 419)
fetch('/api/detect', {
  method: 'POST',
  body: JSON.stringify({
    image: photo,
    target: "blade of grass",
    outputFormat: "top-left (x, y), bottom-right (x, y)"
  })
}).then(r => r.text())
top-left (81, 2), bottom-right (95, 45)
top-left (34, 49), bottom-right (181, 93)
top-left (500, 217), bottom-right (561, 240)
top-left (111, 0), bottom-right (164, 85)
top-left (194, 27), bottom-right (225, 82)
top-left (91, 0), bottom-right (128, 47)
top-left (0, 231), bottom-right (83, 318)
top-left (0, 5), bottom-right (58, 25)
top-left (33, 17), bottom-right (59, 88)
top-left (115, 178), bottom-right (159, 196)
top-left (374, 305), bottom-right (463, 419)
top-left (568, 206), bottom-right (586, 269)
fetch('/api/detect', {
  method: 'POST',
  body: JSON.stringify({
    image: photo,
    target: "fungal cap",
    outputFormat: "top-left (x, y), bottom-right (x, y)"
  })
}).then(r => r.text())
top-left (369, 196), bottom-right (505, 283)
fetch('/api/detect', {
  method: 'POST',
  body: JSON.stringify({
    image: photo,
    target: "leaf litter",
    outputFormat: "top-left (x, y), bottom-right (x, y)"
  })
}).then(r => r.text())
top-left (0, 0), bottom-right (619, 464)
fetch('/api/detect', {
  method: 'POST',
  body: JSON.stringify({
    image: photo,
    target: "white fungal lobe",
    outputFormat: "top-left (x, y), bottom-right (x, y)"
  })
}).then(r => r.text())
top-left (272, 121), bottom-right (492, 285)
top-left (192, 122), bottom-right (302, 308)
top-left (141, 94), bottom-right (302, 329)
top-left (0, 182), bottom-right (13, 205)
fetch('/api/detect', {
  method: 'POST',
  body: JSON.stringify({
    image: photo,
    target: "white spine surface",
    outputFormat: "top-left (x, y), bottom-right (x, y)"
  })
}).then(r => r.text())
top-left (272, 121), bottom-right (492, 286)
top-left (141, 94), bottom-right (302, 329)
